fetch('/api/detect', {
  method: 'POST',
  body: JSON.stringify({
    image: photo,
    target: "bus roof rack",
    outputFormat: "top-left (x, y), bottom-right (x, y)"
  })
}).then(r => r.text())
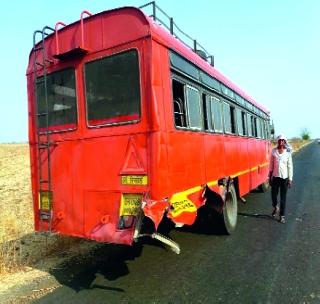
top-left (139, 1), bottom-right (214, 67)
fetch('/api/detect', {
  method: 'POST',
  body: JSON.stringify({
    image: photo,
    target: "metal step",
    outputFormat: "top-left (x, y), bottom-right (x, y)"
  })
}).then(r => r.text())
top-left (37, 112), bottom-right (48, 117)
top-left (39, 143), bottom-right (50, 149)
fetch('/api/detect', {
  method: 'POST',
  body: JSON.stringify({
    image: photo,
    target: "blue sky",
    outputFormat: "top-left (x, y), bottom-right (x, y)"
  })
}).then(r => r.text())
top-left (0, 0), bottom-right (319, 142)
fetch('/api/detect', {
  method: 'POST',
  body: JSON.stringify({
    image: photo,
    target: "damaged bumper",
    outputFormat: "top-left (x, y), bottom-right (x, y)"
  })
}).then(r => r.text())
top-left (135, 183), bottom-right (225, 253)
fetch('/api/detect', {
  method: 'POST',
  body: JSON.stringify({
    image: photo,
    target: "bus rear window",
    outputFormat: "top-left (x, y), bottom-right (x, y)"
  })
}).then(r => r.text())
top-left (36, 68), bottom-right (77, 130)
top-left (84, 50), bottom-right (141, 126)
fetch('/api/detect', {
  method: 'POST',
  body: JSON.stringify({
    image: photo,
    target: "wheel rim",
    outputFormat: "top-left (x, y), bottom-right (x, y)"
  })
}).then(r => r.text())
top-left (225, 190), bottom-right (237, 228)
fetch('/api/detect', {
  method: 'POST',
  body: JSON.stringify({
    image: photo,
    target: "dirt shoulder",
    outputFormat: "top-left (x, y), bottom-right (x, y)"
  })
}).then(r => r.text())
top-left (0, 238), bottom-right (100, 304)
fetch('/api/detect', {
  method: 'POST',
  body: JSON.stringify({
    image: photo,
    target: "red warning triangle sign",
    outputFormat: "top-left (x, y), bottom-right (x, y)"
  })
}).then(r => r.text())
top-left (120, 137), bottom-right (146, 174)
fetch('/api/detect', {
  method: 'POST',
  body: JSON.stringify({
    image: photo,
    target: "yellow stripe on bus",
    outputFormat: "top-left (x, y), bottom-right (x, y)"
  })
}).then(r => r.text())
top-left (231, 169), bottom-right (250, 178)
top-left (168, 161), bottom-right (269, 217)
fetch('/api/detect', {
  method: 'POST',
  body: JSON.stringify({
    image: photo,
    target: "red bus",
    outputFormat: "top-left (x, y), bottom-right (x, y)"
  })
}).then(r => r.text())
top-left (27, 3), bottom-right (272, 254)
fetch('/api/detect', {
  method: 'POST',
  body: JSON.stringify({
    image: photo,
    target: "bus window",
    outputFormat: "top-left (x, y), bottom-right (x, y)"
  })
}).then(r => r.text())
top-left (260, 119), bottom-right (265, 139)
top-left (85, 50), bottom-right (141, 126)
top-left (256, 118), bottom-right (262, 138)
top-left (186, 85), bottom-right (202, 130)
top-left (211, 97), bottom-right (223, 132)
top-left (36, 68), bottom-right (77, 129)
top-left (230, 105), bottom-right (236, 134)
top-left (254, 117), bottom-right (258, 137)
top-left (247, 114), bottom-right (253, 136)
top-left (264, 120), bottom-right (268, 139)
top-left (223, 102), bottom-right (236, 134)
top-left (236, 108), bottom-right (243, 135)
top-left (241, 111), bottom-right (247, 136)
top-left (172, 79), bottom-right (187, 127)
top-left (251, 116), bottom-right (257, 137)
top-left (203, 94), bottom-right (212, 131)
top-left (223, 102), bottom-right (231, 133)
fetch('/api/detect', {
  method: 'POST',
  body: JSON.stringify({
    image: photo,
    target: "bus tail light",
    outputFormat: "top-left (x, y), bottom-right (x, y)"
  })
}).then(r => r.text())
top-left (118, 215), bottom-right (135, 229)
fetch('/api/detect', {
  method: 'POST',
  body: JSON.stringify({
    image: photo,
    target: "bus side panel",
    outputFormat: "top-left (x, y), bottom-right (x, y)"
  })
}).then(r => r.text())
top-left (224, 135), bottom-right (240, 178)
top-left (160, 50), bottom-right (206, 195)
top-left (248, 139), bottom-right (268, 190)
top-left (224, 135), bottom-right (249, 196)
top-left (203, 134), bottom-right (225, 183)
top-left (144, 42), bottom-right (208, 226)
top-left (265, 140), bottom-right (272, 178)
top-left (237, 136), bottom-right (251, 197)
top-left (256, 139), bottom-right (270, 186)
top-left (166, 130), bottom-right (206, 193)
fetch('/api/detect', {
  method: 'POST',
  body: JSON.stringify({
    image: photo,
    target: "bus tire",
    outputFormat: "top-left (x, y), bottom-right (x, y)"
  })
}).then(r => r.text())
top-left (259, 180), bottom-right (270, 193)
top-left (221, 184), bottom-right (238, 234)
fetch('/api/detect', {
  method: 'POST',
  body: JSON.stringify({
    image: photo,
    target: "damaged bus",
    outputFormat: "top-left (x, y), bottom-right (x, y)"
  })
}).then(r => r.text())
top-left (27, 2), bottom-right (272, 254)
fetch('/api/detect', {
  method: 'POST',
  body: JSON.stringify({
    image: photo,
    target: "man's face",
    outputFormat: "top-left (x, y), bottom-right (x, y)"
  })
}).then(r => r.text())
top-left (278, 139), bottom-right (285, 147)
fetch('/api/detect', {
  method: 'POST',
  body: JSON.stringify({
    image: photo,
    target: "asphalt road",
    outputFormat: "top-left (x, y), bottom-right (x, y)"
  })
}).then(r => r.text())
top-left (25, 141), bottom-right (320, 303)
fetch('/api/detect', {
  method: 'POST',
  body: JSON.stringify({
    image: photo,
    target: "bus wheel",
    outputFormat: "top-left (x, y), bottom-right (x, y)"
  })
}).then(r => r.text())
top-left (221, 184), bottom-right (238, 234)
top-left (259, 180), bottom-right (270, 193)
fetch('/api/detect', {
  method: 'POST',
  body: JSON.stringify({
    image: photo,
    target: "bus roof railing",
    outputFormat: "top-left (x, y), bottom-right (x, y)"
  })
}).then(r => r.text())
top-left (139, 1), bottom-right (214, 67)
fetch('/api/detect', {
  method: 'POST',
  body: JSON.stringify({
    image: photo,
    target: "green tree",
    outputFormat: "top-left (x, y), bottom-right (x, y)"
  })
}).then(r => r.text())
top-left (300, 128), bottom-right (311, 140)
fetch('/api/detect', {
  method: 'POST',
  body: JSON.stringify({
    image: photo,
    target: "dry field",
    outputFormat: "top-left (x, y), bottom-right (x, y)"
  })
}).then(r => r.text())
top-left (0, 144), bottom-right (33, 240)
top-left (0, 144), bottom-right (96, 284)
top-left (288, 138), bottom-right (310, 152)
top-left (0, 144), bottom-right (33, 275)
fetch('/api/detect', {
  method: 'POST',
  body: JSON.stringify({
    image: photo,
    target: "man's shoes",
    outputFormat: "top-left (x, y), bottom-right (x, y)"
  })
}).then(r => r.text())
top-left (272, 207), bottom-right (279, 218)
top-left (279, 216), bottom-right (286, 224)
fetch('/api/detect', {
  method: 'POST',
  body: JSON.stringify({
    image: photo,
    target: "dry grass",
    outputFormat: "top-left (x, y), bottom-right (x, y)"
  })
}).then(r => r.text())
top-left (0, 144), bottom-right (32, 274)
top-left (288, 138), bottom-right (310, 152)
top-left (0, 144), bottom-right (33, 238)
top-left (0, 144), bottom-right (91, 277)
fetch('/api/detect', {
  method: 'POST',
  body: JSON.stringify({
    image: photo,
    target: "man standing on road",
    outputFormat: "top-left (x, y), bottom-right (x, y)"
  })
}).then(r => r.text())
top-left (268, 134), bottom-right (293, 223)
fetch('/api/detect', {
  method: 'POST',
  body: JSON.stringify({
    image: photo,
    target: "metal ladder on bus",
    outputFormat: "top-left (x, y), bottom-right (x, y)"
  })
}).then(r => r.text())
top-left (33, 26), bottom-right (55, 233)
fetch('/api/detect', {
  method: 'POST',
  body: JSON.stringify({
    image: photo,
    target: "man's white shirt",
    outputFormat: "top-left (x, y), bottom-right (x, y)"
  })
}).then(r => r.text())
top-left (269, 148), bottom-right (293, 180)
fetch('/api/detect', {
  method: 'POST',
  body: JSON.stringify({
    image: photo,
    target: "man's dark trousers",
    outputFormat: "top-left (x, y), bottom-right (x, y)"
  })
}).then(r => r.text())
top-left (271, 177), bottom-right (289, 216)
